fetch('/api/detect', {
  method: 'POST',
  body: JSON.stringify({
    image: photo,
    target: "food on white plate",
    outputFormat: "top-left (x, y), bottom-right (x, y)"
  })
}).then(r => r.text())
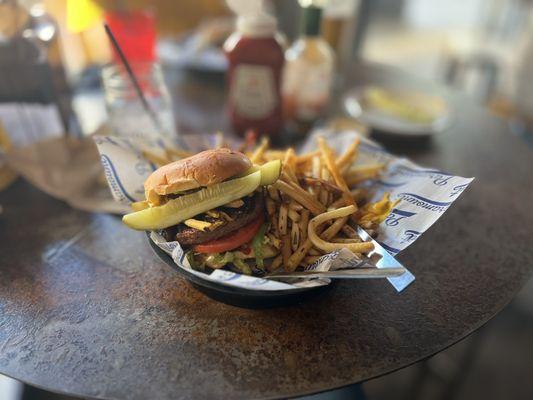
top-left (363, 86), bottom-right (447, 124)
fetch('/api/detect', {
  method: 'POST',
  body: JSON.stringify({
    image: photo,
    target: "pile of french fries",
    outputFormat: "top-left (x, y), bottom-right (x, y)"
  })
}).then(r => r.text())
top-left (247, 137), bottom-right (397, 271)
top-left (140, 132), bottom-right (225, 166)
top-left (142, 133), bottom-right (398, 272)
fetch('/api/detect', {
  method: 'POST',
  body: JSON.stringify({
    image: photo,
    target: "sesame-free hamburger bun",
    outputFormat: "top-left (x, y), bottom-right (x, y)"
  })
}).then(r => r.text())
top-left (144, 148), bottom-right (251, 205)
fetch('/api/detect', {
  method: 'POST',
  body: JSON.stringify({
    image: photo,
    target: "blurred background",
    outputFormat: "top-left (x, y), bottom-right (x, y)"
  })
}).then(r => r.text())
top-left (1, 0), bottom-right (533, 399)
top-left (2, 0), bottom-right (533, 138)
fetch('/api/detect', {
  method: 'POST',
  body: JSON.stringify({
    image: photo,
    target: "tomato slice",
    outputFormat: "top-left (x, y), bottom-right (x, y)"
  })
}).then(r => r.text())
top-left (193, 215), bottom-right (265, 254)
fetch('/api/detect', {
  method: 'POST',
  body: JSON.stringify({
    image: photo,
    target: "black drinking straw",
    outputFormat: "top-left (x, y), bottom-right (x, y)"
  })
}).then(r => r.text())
top-left (103, 23), bottom-right (163, 133)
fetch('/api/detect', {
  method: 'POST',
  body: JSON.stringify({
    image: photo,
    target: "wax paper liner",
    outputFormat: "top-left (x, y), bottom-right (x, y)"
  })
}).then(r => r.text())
top-left (94, 129), bottom-right (474, 292)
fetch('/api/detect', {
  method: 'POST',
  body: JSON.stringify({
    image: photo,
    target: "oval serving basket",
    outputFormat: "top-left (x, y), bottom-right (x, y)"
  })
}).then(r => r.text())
top-left (148, 235), bottom-right (332, 309)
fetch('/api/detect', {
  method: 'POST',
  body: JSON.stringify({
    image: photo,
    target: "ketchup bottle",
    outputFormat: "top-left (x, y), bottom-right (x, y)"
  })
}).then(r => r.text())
top-left (224, 0), bottom-right (285, 137)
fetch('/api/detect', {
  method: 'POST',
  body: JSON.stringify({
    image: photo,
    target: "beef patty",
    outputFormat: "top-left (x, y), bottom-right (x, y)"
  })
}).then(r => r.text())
top-left (157, 193), bottom-right (264, 246)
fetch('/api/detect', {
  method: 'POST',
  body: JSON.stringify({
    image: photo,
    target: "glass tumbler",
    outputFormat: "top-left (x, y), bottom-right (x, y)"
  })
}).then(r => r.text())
top-left (101, 62), bottom-right (177, 140)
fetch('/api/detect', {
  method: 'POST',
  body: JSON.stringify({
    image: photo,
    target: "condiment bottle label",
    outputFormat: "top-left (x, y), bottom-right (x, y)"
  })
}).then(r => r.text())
top-left (230, 64), bottom-right (277, 119)
top-left (283, 60), bottom-right (332, 120)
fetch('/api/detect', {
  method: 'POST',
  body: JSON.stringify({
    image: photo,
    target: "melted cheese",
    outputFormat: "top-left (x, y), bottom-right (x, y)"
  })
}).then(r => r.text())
top-left (184, 219), bottom-right (212, 231)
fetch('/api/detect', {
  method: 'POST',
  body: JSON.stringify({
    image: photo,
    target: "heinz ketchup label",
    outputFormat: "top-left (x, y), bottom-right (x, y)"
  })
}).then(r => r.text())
top-left (231, 64), bottom-right (277, 119)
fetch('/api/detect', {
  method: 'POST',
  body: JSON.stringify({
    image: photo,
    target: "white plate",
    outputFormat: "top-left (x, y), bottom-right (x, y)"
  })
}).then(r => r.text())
top-left (343, 86), bottom-right (452, 136)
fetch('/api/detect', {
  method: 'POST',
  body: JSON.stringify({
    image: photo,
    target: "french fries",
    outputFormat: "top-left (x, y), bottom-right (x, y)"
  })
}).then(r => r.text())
top-left (336, 137), bottom-right (360, 171)
top-left (304, 255), bottom-right (322, 265)
top-left (318, 137), bottom-right (355, 208)
top-left (142, 147), bottom-right (194, 167)
top-left (283, 148), bottom-right (298, 183)
top-left (288, 208), bottom-right (300, 223)
top-left (253, 135), bottom-right (396, 272)
top-left (287, 237), bottom-right (316, 271)
top-left (291, 221), bottom-right (300, 251)
top-left (266, 197), bottom-right (276, 216)
top-left (345, 163), bottom-right (385, 185)
top-left (300, 209), bottom-right (310, 241)
top-left (281, 234), bottom-right (291, 266)
top-left (267, 186), bottom-right (280, 201)
top-left (165, 147), bottom-right (194, 159)
top-left (268, 254), bottom-right (283, 271)
top-left (278, 203), bottom-right (288, 235)
top-left (250, 137), bottom-right (269, 163)
top-left (142, 150), bottom-right (170, 166)
top-left (308, 206), bottom-right (374, 254)
top-left (273, 180), bottom-right (325, 215)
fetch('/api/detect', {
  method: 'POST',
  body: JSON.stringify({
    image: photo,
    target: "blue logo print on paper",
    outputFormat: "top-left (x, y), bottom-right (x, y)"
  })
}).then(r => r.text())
top-left (135, 160), bottom-right (155, 175)
top-left (385, 208), bottom-right (417, 226)
top-left (94, 136), bottom-right (120, 146)
top-left (401, 229), bottom-right (421, 243)
top-left (375, 179), bottom-right (409, 188)
top-left (378, 241), bottom-right (401, 255)
top-left (390, 166), bottom-right (453, 186)
top-left (214, 271), bottom-right (241, 281)
top-left (397, 193), bottom-right (453, 213)
top-left (100, 155), bottom-right (136, 202)
top-left (432, 174), bottom-right (453, 186)
top-left (450, 183), bottom-right (469, 197)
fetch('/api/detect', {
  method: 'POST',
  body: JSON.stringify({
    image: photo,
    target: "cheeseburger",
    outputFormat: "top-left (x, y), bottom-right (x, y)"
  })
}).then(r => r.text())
top-left (123, 148), bottom-right (281, 273)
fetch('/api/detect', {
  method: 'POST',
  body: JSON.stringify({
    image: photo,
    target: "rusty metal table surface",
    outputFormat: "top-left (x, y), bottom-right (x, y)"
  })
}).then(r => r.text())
top-left (1, 63), bottom-right (533, 400)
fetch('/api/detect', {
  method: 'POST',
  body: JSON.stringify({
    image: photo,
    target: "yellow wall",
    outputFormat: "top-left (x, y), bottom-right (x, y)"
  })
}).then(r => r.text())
top-left (94, 0), bottom-right (229, 36)
top-left (43, 0), bottom-right (230, 75)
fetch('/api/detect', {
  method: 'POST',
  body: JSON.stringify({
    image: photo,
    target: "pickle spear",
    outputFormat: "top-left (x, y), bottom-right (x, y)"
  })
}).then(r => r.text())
top-left (240, 159), bottom-right (281, 186)
top-left (123, 171), bottom-right (262, 230)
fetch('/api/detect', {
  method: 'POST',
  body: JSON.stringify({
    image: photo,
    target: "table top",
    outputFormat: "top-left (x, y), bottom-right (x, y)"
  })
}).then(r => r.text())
top-left (1, 63), bottom-right (533, 400)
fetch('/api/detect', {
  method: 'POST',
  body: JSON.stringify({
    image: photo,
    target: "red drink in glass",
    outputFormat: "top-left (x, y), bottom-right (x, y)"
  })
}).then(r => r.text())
top-left (105, 9), bottom-right (156, 63)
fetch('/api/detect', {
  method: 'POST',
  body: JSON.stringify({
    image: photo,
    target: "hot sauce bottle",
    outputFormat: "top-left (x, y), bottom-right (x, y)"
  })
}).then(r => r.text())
top-left (224, 0), bottom-right (285, 137)
top-left (283, 4), bottom-right (335, 133)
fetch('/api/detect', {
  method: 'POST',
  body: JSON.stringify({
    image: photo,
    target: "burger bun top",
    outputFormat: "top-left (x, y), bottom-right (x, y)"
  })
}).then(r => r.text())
top-left (144, 148), bottom-right (252, 205)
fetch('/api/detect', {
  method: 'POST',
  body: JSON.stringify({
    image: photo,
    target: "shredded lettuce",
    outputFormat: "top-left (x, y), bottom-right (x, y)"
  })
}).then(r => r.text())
top-left (233, 258), bottom-right (252, 275)
top-left (190, 237), bottom-right (272, 275)
top-left (186, 251), bottom-right (205, 272)
top-left (205, 252), bottom-right (234, 268)
top-left (252, 223), bottom-right (268, 270)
